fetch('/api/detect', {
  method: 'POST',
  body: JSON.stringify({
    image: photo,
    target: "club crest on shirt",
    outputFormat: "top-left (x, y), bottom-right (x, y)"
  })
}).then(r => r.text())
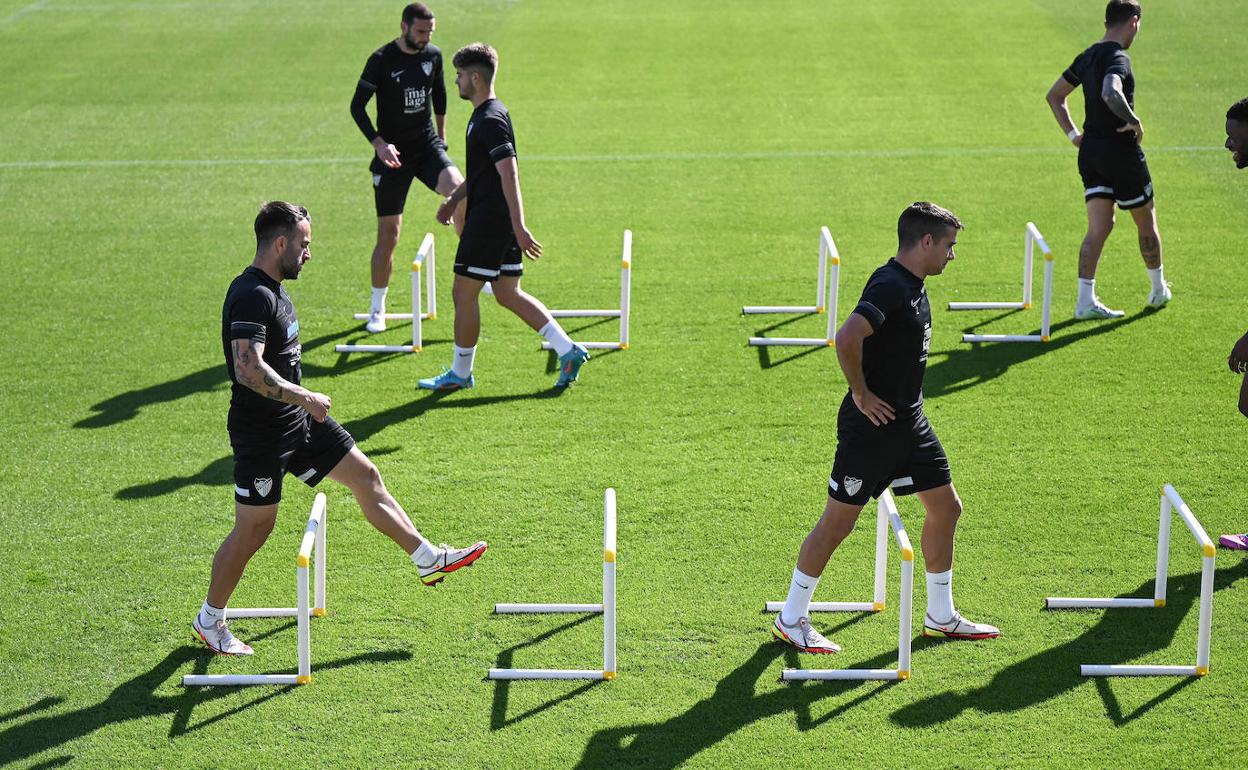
top-left (254, 478), bottom-right (274, 497)
top-left (421, 61), bottom-right (433, 76)
top-left (844, 477), bottom-right (863, 496)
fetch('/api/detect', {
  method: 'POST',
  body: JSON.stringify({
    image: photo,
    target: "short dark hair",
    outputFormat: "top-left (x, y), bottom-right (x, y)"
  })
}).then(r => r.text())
top-left (452, 43), bottom-right (498, 80)
top-left (402, 3), bottom-right (434, 24)
top-left (254, 201), bottom-right (309, 246)
top-left (1228, 98), bottom-right (1248, 123)
top-left (1105, 0), bottom-right (1141, 26)
top-left (897, 202), bottom-right (963, 250)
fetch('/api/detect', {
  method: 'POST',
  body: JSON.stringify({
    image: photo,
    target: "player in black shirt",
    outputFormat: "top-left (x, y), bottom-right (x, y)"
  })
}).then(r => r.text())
top-left (772, 203), bottom-right (1000, 655)
top-left (1220, 98), bottom-right (1248, 550)
top-left (351, 3), bottom-right (464, 334)
top-left (193, 201), bottom-right (488, 656)
top-left (1045, 0), bottom-right (1170, 320)
top-left (418, 43), bottom-right (590, 391)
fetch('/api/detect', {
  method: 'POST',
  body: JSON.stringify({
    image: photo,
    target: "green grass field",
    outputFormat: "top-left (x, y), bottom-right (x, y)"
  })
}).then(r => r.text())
top-left (3, 0), bottom-right (1247, 767)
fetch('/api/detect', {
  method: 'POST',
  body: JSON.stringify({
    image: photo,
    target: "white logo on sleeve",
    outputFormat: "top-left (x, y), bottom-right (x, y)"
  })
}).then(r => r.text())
top-left (844, 477), bottom-right (863, 496)
top-left (254, 477), bottom-right (274, 497)
top-left (421, 61), bottom-right (433, 76)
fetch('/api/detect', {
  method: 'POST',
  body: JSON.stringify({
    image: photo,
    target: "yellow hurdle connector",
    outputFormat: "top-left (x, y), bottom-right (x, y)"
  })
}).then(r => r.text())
top-left (411, 261), bottom-right (421, 272)
top-left (313, 608), bottom-right (327, 618)
top-left (296, 554), bottom-right (310, 568)
top-left (872, 602), bottom-right (886, 612)
top-left (1195, 666), bottom-right (1209, 677)
top-left (830, 256), bottom-right (841, 265)
top-left (900, 546), bottom-right (915, 562)
top-left (825, 340), bottom-right (835, 347)
top-left (1154, 598), bottom-right (1166, 608)
top-left (1203, 543), bottom-right (1217, 557)
top-left (411, 346), bottom-right (422, 353)
top-left (816, 307), bottom-right (826, 314)
top-left (428, 313), bottom-right (437, 321)
top-left (1041, 335), bottom-right (1051, 343)
top-left (898, 670), bottom-right (910, 681)
top-left (604, 549), bottom-right (616, 563)
top-left (603, 671), bottom-right (617, 681)
top-left (1023, 302), bottom-right (1032, 310)
top-left (621, 260), bottom-right (631, 269)
top-left (296, 675), bottom-right (312, 685)
top-left (620, 343), bottom-right (630, 350)
top-left (1045, 253), bottom-right (1055, 262)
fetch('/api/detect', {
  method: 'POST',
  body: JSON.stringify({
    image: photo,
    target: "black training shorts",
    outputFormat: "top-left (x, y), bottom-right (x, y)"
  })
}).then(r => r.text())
top-left (371, 142), bottom-right (454, 218)
top-left (453, 224), bottom-right (523, 282)
top-left (827, 411), bottom-right (952, 506)
top-left (1078, 133), bottom-right (1154, 210)
top-left (230, 414), bottom-right (355, 506)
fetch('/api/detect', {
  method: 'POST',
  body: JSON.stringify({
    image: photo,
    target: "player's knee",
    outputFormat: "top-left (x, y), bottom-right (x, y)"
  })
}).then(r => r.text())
top-left (377, 219), bottom-right (402, 247)
top-left (235, 515), bottom-right (277, 548)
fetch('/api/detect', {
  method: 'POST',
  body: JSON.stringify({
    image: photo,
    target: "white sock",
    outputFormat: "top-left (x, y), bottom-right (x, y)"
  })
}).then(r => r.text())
top-left (539, 321), bottom-right (575, 357)
top-left (370, 286), bottom-right (388, 314)
top-left (925, 569), bottom-right (955, 622)
top-left (780, 568), bottom-right (819, 625)
top-left (1077, 278), bottom-right (1095, 306)
top-left (411, 540), bottom-right (442, 568)
top-left (1147, 265), bottom-right (1165, 292)
top-left (452, 344), bottom-right (476, 378)
top-left (199, 601), bottom-right (225, 625)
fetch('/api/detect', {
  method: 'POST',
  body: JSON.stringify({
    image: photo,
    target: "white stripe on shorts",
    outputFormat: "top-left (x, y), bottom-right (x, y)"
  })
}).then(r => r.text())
top-left (890, 477), bottom-right (914, 488)
top-left (295, 467), bottom-right (317, 482)
top-left (1084, 185), bottom-right (1114, 196)
top-left (828, 477), bottom-right (839, 492)
top-left (464, 265), bottom-right (500, 278)
top-left (234, 485), bottom-right (250, 497)
top-left (1116, 192), bottom-right (1148, 207)
top-left (500, 262), bottom-right (523, 271)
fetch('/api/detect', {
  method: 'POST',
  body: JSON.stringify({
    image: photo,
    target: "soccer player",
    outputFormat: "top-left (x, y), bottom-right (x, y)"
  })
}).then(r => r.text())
top-left (417, 43), bottom-right (589, 390)
top-left (350, 3), bottom-right (464, 334)
top-left (772, 203), bottom-right (1000, 654)
top-left (1219, 97), bottom-right (1248, 550)
top-left (1045, 0), bottom-right (1170, 319)
top-left (194, 201), bottom-right (487, 655)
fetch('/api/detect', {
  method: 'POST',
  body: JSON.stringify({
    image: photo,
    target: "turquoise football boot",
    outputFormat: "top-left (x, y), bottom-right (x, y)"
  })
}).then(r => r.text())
top-left (555, 344), bottom-right (590, 387)
top-left (418, 368), bottom-right (475, 391)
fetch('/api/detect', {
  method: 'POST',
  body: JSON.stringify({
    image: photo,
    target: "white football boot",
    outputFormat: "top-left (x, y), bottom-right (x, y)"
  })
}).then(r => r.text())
top-left (365, 309), bottom-right (387, 334)
top-left (1147, 282), bottom-right (1172, 308)
top-left (193, 613), bottom-right (254, 655)
top-left (922, 611), bottom-right (1000, 640)
top-left (1074, 296), bottom-right (1126, 320)
top-left (772, 614), bottom-right (842, 654)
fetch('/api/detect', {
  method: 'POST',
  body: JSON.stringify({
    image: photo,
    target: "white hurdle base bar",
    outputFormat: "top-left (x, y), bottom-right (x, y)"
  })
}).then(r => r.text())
top-left (184, 493), bottom-right (327, 687)
top-left (782, 489), bottom-right (914, 681)
top-left (764, 601), bottom-right (876, 613)
top-left (337, 233), bottom-right (435, 354)
top-left (488, 489), bottom-right (618, 681)
top-left (957, 223), bottom-right (1055, 344)
top-left (746, 227), bottom-right (840, 347)
top-left (1046, 484), bottom-right (1216, 678)
top-left (542, 231), bottom-right (632, 351)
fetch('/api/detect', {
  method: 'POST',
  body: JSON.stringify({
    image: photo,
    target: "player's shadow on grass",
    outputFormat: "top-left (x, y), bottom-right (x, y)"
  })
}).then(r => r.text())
top-left (574, 613), bottom-right (916, 770)
top-left (890, 557), bottom-right (1248, 730)
top-left (74, 328), bottom-right (397, 430)
top-left (749, 313), bottom-right (830, 369)
top-left (488, 614), bottom-right (604, 730)
top-left (0, 635), bottom-right (412, 768)
top-left (924, 308), bottom-right (1155, 399)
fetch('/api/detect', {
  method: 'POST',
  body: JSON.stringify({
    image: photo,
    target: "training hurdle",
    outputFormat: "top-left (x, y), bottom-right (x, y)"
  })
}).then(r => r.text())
top-left (541, 230), bottom-right (632, 351)
top-left (489, 489), bottom-right (617, 681)
top-left (336, 232), bottom-right (436, 354)
top-left (779, 489), bottom-right (915, 681)
top-left (1045, 484), bottom-right (1216, 677)
top-left (184, 493), bottom-right (327, 687)
top-left (952, 222), bottom-right (1054, 344)
top-left (745, 227), bottom-right (839, 347)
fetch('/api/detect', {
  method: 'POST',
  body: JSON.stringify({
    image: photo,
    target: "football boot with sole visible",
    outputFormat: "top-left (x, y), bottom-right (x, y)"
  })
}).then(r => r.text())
top-left (192, 614), bottom-right (254, 656)
top-left (418, 368), bottom-right (474, 391)
top-left (417, 541), bottom-right (489, 586)
top-left (1074, 297), bottom-right (1126, 320)
top-left (923, 611), bottom-right (1000, 640)
top-left (555, 344), bottom-right (590, 388)
top-left (1219, 533), bottom-right (1248, 551)
top-left (772, 614), bottom-right (842, 654)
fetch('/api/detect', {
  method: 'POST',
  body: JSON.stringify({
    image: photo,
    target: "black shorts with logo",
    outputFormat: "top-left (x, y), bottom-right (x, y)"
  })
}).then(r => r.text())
top-left (230, 413), bottom-right (355, 505)
top-left (453, 223), bottom-right (523, 282)
top-left (827, 410), bottom-right (951, 506)
top-left (1078, 133), bottom-right (1154, 210)
top-left (371, 141), bottom-right (454, 217)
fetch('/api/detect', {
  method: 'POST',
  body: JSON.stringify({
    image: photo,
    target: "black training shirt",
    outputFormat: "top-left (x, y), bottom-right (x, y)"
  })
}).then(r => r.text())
top-left (352, 41), bottom-right (446, 147)
top-left (843, 259), bottom-right (932, 424)
top-left (462, 98), bottom-right (518, 233)
top-left (221, 266), bottom-right (303, 432)
top-left (1062, 41), bottom-right (1135, 138)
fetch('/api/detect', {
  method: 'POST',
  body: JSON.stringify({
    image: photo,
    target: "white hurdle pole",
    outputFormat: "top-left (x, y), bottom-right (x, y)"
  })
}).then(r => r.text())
top-left (783, 490), bottom-right (914, 681)
top-left (543, 231), bottom-right (632, 351)
top-left (961, 224), bottom-right (1054, 343)
top-left (748, 228), bottom-right (840, 347)
top-left (184, 493), bottom-right (327, 687)
top-left (488, 489), bottom-right (618, 681)
top-left (338, 234), bottom-right (434, 354)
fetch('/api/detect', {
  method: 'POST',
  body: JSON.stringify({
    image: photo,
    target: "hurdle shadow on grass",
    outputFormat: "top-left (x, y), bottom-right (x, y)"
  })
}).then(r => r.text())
top-left (750, 314), bottom-right (828, 370)
top-left (889, 557), bottom-right (1248, 730)
top-left (574, 613), bottom-right (912, 770)
top-left (0, 640), bottom-right (411, 768)
top-left (74, 328), bottom-right (392, 430)
top-left (924, 308), bottom-right (1156, 399)
top-left (489, 614), bottom-right (603, 730)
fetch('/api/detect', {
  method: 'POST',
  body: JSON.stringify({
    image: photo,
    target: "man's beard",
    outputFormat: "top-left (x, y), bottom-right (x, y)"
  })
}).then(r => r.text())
top-left (406, 33), bottom-right (426, 51)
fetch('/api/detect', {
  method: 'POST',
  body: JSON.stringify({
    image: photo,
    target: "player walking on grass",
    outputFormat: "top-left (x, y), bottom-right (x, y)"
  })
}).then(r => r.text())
top-left (1219, 98), bottom-right (1248, 550)
top-left (772, 203), bottom-right (1000, 655)
top-left (418, 43), bottom-right (589, 390)
top-left (1045, 0), bottom-right (1171, 320)
top-left (350, 3), bottom-right (465, 335)
top-left (194, 201), bottom-right (487, 656)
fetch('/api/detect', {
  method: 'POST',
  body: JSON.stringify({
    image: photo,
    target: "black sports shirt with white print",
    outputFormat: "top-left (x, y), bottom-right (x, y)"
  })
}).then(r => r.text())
top-left (1062, 41), bottom-right (1135, 138)
top-left (353, 41), bottom-right (447, 147)
top-left (843, 259), bottom-right (932, 424)
top-left (221, 266), bottom-right (303, 432)
top-left (462, 98), bottom-right (518, 233)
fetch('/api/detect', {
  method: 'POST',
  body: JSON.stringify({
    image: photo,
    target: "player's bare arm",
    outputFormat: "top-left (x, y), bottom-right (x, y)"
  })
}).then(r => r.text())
top-left (1046, 77), bottom-right (1082, 147)
top-left (372, 136), bottom-right (402, 168)
top-left (231, 338), bottom-right (331, 421)
top-left (834, 313), bottom-right (895, 427)
top-left (435, 113), bottom-right (447, 145)
top-left (1102, 73), bottom-right (1143, 141)
top-left (436, 180), bottom-right (467, 224)
top-left (495, 155), bottom-right (541, 259)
